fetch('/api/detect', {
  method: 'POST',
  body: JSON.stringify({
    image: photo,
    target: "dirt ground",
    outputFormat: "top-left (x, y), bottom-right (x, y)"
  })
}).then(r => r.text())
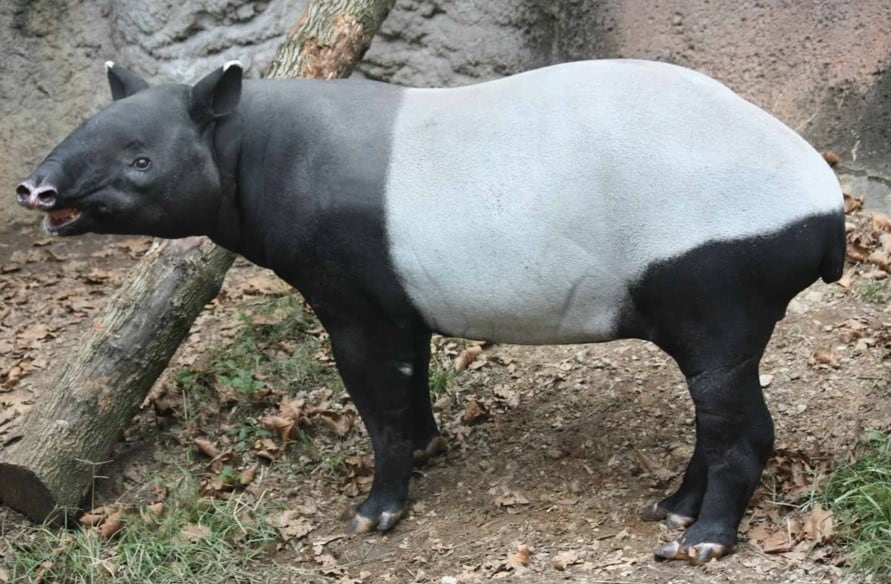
top-left (0, 206), bottom-right (889, 583)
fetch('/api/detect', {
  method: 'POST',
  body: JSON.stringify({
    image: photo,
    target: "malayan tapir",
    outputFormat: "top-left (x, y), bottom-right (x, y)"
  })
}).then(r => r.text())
top-left (16, 59), bottom-right (845, 564)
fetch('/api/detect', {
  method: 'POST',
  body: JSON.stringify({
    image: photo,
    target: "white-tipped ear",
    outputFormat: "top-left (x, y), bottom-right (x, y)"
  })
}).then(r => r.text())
top-left (223, 60), bottom-right (243, 72)
top-left (106, 63), bottom-right (150, 101)
top-left (189, 63), bottom-right (243, 125)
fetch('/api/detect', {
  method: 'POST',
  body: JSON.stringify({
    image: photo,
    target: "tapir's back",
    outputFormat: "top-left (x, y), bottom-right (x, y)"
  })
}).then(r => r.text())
top-left (383, 60), bottom-right (843, 343)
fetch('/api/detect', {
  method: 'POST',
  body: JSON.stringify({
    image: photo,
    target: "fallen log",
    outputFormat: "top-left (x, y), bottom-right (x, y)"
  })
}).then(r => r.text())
top-left (0, 0), bottom-right (395, 525)
top-left (0, 238), bottom-right (232, 523)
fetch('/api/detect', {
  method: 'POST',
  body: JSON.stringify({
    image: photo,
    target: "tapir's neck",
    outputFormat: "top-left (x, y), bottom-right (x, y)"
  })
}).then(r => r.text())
top-left (205, 111), bottom-right (245, 252)
top-left (208, 79), bottom-right (404, 279)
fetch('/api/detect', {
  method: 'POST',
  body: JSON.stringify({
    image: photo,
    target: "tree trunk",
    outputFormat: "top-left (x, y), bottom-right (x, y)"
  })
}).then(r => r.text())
top-left (265, 0), bottom-right (394, 79)
top-left (0, 0), bottom-right (394, 525)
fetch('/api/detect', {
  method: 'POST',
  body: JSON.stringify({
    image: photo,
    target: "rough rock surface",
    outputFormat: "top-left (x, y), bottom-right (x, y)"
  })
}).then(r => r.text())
top-left (3, 0), bottom-right (891, 227)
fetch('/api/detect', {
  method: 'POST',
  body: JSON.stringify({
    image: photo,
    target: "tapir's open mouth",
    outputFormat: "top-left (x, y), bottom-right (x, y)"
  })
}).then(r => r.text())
top-left (44, 208), bottom-right (82, 232)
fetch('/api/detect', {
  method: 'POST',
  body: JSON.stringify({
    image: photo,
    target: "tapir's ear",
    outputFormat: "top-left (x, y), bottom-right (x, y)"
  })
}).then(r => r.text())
top-left (106, 61), bottom-right (150, 101)
top-left (189, 61), bottom-right (243, 126)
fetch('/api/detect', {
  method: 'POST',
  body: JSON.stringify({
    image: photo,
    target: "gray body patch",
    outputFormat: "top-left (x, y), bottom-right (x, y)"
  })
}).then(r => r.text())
top-left (383, 60), bottom-right (842, 343)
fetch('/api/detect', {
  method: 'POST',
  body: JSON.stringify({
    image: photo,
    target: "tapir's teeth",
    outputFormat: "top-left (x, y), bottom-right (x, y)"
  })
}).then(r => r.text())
top-left (46, 208), bottom-right (81, 228)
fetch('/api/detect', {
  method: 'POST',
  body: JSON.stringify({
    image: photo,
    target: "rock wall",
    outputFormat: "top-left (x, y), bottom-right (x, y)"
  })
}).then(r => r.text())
top-left (358, 0), bottom-right (891, 209)
top-left (3, 0), bottom-right (890, 228)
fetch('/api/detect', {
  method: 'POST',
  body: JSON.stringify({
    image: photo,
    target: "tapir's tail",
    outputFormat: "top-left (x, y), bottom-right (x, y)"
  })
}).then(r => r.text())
top-left (820, 211), bottom-right (847, 283)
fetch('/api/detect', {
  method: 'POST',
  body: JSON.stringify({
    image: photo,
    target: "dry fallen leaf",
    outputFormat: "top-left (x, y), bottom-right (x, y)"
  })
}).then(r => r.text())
top-left (462, 399), bottom-right (488, 424)
top-left (271, 509), bottom-right (315, 541)
top-left (809, 349), bottom-right (838, 368)
top-left (843, 193), bottom-right (863, 214)
top-left (803, 504), bottom-right (834, 544)
top-left (508, 543), bottom-right (531, 568)
top-left (146, 502), bottom-right (165, 517)
top-left (552, 549), bottom-right (581, 571)
top-left (280, 398), bottom-right (305, 422)
top-left (99, 512), bottom-right (123, 539)
top-left (453, 345), bottom-right (483, 371)
top-left (316, 412), bottom-right (354, 437)
top-left (872, 212), bottom-right (891, 233)
top-left (262, 415), bottom-right (296, 442)
top-left (837, 271), bottom-right (853, 289)
top-left (780, 539), bottom-right (813, 562)
top-left (746, 524), bottom-right (771, 543)
top-left (867, 249), bottom-right (891, 273)
top-left (493, 384), bottom-right (520, 408)
top-left (200, 477), bottom-right (229, 496)
top-left (240, 464), bottom-right (258, 486)
top-left (254, 438), bottom-right (282, 460)
top-left (193, 437), bottom-right (220, 459)
top-left (244, 274), bottom-right (290, 296)
top-left (761, 529), bottom-right (793, 553)
top-left (79, 512), bottom-right (105, 527)
top-left (634, 450), bottom-right (676, 482)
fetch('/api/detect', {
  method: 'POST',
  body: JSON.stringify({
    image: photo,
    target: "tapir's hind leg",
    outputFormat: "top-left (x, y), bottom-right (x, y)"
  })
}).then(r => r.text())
top-left (409, 333), bottom-right (446, 465)
top-left (653, 349), bottom-right (775, 563)
top-left (635, 308), bottom-right (777, 563)
top-left (627, 221), bottom-right (830, 562)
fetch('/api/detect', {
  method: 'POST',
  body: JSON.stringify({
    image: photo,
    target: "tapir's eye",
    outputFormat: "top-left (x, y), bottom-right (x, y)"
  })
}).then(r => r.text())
top-left (131, 157), bottom-right (152, 171)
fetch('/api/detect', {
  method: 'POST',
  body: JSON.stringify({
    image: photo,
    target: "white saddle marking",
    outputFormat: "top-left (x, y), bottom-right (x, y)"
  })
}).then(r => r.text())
top-left (384, 60), bottom-right (841, 343)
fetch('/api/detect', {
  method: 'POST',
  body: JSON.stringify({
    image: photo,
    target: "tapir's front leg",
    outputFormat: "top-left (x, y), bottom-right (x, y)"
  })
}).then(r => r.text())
top-left (322, 314), bottom-right (431, 532)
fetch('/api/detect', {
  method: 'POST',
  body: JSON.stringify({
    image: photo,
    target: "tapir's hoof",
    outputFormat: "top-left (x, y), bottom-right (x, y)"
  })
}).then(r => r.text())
top-left (641, 503), bottom-right (695, 528)
top-left (412, 435), bottom-right (447, 465)
top-left (654, 540), bottom-right (730, 565)
top-left (348, 508), bottom-right (405, 534)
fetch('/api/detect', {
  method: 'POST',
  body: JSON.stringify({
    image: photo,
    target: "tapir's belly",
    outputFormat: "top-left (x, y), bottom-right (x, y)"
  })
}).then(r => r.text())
top-left (386, 201), bottom-right (631, 343)
top-left (383, 147), bottom-right (632, 343)
top-left (382, 61), bottom-right (841, 343)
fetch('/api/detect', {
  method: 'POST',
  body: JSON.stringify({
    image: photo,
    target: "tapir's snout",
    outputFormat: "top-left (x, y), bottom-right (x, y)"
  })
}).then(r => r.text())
top-left (15, 167), bottom-right (85, 235)
top-left (16, 179), bottom-right (59, 211)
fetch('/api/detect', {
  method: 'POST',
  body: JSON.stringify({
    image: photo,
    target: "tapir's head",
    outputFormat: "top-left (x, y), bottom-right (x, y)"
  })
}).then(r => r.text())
top-left (16, 62), bottom-right (243, 238)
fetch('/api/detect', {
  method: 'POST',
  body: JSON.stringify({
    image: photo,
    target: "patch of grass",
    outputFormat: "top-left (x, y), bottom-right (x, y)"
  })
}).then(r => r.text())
top-left (429, 357), bottom-right (456, 400)
top-left (177, 294), bottom-right (342, 408)
top-left (321, 450), bottom-right (350, 475)
top-left (229, 417), bottom-right (274, 453)
top-left (429, 337), bottom-right (471, 402)
top-left (2, 472), bottom-right (283, 584)
top-left (218, 464), bottom-right (240, 486)
top-left (228, 295), bottom-right (340, 390)
top-left (853, 278), bottom-right (890, 304)
top-left (215, 355), bottom-right (267, 396)
top-left (820, 429), bottom-right (891, 579)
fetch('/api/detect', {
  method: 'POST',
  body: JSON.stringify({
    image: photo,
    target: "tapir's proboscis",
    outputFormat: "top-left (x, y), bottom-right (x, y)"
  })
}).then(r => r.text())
top-left (17, 60), bottom-right (845, 564)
